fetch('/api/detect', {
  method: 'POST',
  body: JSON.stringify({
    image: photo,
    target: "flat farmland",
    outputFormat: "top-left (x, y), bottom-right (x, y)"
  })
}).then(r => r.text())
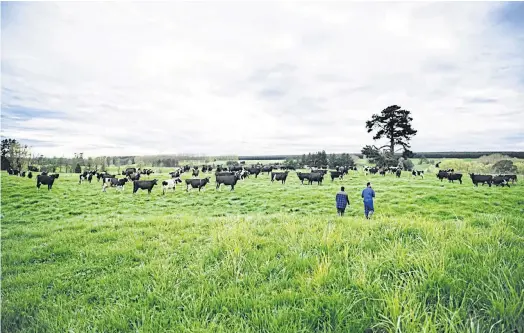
top-left (1, 168), bottom-right (523, 332)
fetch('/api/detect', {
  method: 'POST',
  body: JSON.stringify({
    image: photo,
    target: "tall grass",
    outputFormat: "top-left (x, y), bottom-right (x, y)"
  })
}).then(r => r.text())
top-left (1, 168), bottom-right (523, 332)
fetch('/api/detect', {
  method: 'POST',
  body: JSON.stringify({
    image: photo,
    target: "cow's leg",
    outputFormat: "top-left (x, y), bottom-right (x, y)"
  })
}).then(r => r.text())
top-left (459, 179), bottom-right (462, 184)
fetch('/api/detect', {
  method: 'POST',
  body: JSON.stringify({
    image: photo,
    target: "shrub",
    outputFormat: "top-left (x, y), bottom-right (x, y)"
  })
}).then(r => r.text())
top-left (402, 159), bottom-right (414, 170)
top-left (492, 160), bottom-right (517, 174)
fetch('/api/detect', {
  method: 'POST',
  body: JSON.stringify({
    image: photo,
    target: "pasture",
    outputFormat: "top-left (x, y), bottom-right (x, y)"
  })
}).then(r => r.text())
top-left (1, 165), bottom-right (524, 332)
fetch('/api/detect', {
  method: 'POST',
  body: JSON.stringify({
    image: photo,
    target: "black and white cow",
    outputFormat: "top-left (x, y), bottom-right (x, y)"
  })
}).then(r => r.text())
top-left (396, 169), bottom-right (401, 178)
top-left (192, 168), bottom-right (200, 177)
top-left (162, 177), bottom-right (182, 194)
top-left (412, 170), bottom-right (424, 178)
top-left (102, 177), bottom-right (128, 192)
top-left (492, 176), bottom-right (510, 188)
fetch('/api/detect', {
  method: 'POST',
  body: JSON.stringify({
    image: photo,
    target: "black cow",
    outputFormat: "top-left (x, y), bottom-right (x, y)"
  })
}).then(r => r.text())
top-left (185, 177), bottom-right (210, 192)
top-left (271, 171), bottom-right (289, 184)
top-left (439, 169), bottom-right (454, 173)
top-left (261, 166), bottom-right (273, 175)
top-left (492, 176), bottom-right (510, 188)
top-left (215, 171), bottom-right (235, 176)
top-left (102, 178), bottom-right (128, 192)
top-left (436, 171), bottom-right (449, 181)
top-left (379, 169), bottom-right (386, 176)
top-left (169, 171), bottom-right (181, 178)
top-left (36, 174), bottom-right (58, 190)
top-left (192, 169), bottom-right (200, 177)
top-left (50, 173), bottom-right (59, 179)
top-left (308, 173), bottom-right (324, 185)
top-left (296, 172), bottom-right (311, 185)
top-left (27, 171), bottom-right (33, 179)
top-left (470, 174), bottom-right (492, 187)
top-left (216, 174), bottom-right (239, 191)
top-left (20, 171), bottom-right (26, 177)
top-left (329, 171), bottom-right (343, 181)
top-left (133, 179), bottom-right (158, 194)
top-left (229, 165), bottom-right (243, 172)
top-left (396, 169), bottom-right (401, 178)
top-left (246, 167), bottom-right (261, 178)
top-left (435, 162), bottom-right (441, 168)
top-left (447, 173), bottom-right (463, 184)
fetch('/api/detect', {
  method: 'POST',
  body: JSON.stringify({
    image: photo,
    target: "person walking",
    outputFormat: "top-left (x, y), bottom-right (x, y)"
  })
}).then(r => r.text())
top-left (361, 182), bottom-right (375, 219)
top-left (335, 186), bottom-right (350, 216)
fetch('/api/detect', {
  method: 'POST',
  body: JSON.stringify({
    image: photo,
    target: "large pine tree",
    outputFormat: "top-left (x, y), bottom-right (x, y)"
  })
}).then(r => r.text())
top-left (365, 105), bottom-right (417, 156)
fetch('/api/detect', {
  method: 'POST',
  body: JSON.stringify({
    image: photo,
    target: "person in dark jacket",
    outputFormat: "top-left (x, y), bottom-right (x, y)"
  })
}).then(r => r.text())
top-left (361, 182), bottom-right (375, 219)
top-left (335, 186), bottom-right (350, 216)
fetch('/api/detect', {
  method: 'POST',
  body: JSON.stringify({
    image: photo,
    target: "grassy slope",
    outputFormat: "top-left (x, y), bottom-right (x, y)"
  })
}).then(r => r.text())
top-left (1, 169), bottom-right (523, 333)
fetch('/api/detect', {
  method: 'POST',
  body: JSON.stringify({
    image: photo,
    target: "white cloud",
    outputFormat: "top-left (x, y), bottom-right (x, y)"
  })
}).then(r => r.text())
top-left (1, 2), bottom-right (523, 157)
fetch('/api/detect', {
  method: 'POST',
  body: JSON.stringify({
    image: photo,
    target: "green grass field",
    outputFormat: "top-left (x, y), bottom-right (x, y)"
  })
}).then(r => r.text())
top-left (2, 167), bottom-right (523, 332)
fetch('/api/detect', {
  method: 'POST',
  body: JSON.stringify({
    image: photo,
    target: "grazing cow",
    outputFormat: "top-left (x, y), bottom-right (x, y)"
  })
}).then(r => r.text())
top-left (396, 169), bottom-right (401, 178)
top-left (216, 174), bottom-right (239, 191)
top-left (271, 171), bottom-right (289, 184)
top-left (492, 176), bottom-right (510, 188)
top-left (246, 167), bottom-right (261, 178)
top-left (102, 178), bottom-right (128, 192)
top-left (447, 173), bottom-right (463, 184)
top-left (133, 179), bottom-right (158, 194)
top-left (50, 173), bottom-right (59, 179)
top-left (87, 174), bottom-right (93, 183)
top-left (36, 174), bottom-right (58, 190)
top-left (27, 171), bottom-right (33, 179)
top-left (308, 172), bottom-right (324, 185)
top-left (439, 169), bottom-right (454, 173)
top-left (20, 171), bottom-right (26, 177)
top-left (436, 171), bottom-right (449, 181)
top-left (469, 173), bottom-right (492, 187)
top-left (162, 177), bottom-right (182, 194)
top-left (329, 171), bottom-right (343, 181)
top-left (498, 174), bottom-right (517, 184)
top-left (192, 168), bottom-right (200, 177)
top-left (185, 177), bottom-right (210, 192)
top-left (412, 170), bottom-right (424, 178)
top-left (379, 169), bottom-right (386, 176)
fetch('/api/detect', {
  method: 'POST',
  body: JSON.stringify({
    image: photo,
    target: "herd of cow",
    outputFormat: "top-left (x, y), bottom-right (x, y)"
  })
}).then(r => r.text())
top-left (5, 163), bottom-right (518, 194)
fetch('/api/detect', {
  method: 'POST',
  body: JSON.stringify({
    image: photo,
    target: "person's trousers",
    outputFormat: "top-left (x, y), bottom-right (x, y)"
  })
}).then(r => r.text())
top-left (364, 201), bottom-right (374, 217)
top-left (337, 208), bottom-right (345, 216)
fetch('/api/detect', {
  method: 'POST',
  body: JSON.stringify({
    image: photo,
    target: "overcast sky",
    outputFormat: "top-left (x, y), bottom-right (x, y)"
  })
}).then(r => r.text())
top-left (1, 2), bottom-right (523, 157)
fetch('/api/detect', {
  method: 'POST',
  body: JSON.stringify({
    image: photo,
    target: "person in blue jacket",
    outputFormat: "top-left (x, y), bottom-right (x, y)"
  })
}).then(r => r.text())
top-left (361, 182), bottom-right (375, 219)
